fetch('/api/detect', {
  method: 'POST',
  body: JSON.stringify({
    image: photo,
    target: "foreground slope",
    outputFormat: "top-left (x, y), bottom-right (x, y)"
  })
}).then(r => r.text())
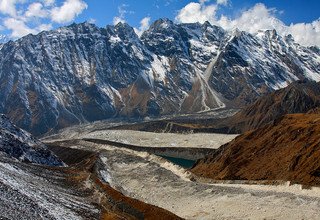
top-left (0, 151), bottom-right (100, 219)
top-left (0, 148), bottom-right (181, 220)
top-left (0, 117), bottom-right (181, 219)
top-left (191, 113), bottom-right (320, 186)
top-left (0, 19), bottom-right (319, 135)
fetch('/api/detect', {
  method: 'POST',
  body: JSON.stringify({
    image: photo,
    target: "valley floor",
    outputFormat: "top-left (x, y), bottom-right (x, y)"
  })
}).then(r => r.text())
top-left (76, 129), bottom-right (238, 149)
top-left (46, 135), bottom-right (320, 220)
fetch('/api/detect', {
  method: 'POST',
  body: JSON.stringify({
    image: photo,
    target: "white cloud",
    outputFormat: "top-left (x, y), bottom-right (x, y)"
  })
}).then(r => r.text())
top-left (140, 17), bottom-right (151, 30)
top-left (113, 4), bottom-right (126, 25)
top-left (38, 23), bottom-right (52, 31)
top-left (113, 16), bottom-right (125, 25)
top-left (43, 0), bottom-right (55, 6)
top-left (176, 2), bottom-right (320, 46)
top-left (0, 0), bottom-right (22, 16)
top-left (3, 17), bottom-right (35, 37)
top-left (134, 16), bottom-right (151, 36)
top-left (216, 0), bottom-right (228, 6)
top-left (3, 17), bottom-right (53, 38)
top-left (287, 20), bottom-right (320, 47)
top-left (199, 0), bottom-right (209, 4)
top-left (25, 2), bottom-right (48, 18)
top-left (164, 0), bottom-right (174, 7)
top-left (175, 2), bottom-right (217, 24)
top-left (199, 0), bottom-right (228, 6)
top-left (87, 18), bottom-right (96, 24)
top-left (217, 3), bottom-right (320, 46)
top-left (0, 0), bottom-right (88, 39)
top-left (51, 0), bottom-right (87, 23)
top-left (216, 3), bottom-right (285, 33)
top-left (112, 4), bottom-right (134, 25)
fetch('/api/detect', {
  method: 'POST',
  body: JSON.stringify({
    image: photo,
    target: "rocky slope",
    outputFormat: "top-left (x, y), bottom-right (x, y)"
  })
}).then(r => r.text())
top-left (0, 114), bottom-right (63, 166)
top-left (191, 113), bottom-right (320, 186)
top-left (0, 19), bottom-right (319, 135)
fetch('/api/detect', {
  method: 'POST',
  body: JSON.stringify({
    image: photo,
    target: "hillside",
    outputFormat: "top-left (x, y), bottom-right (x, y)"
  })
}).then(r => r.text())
top-left (191, 113), bottom-right (320, 186)
top-left (107, 80), bottom-right (320, 134)
top-left (215, 80), bottom-right (320, 133)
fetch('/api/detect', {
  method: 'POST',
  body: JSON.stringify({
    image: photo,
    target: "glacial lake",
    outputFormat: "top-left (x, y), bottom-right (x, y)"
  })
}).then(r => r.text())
top-left (159, 155), bottom-right (196, 169)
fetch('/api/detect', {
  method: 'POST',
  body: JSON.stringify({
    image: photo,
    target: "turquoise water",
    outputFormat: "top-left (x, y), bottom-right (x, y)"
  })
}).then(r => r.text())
top-left (159, 155), bottom-right (196, 169)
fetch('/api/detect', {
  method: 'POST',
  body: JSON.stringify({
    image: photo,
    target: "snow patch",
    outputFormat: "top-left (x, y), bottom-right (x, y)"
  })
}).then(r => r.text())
top-left (150, 55), bottom-right (169, 82)
top-left (109, 35), bottom-right (121, 44)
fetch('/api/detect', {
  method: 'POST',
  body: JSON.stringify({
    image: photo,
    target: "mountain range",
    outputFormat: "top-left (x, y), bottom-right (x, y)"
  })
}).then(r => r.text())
top-left (0, 18), bottom-right (319, 135)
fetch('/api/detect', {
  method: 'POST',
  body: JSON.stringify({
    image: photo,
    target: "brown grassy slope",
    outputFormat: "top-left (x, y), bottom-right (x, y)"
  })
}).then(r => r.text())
top-left (95, 177), bottom-right (182, 220)
top-left (308, 107), bottom-right (320, 114)
top-left (214, 80), bottom-right (320, 133)
top-left (191, 114), bottom-right (320, 186)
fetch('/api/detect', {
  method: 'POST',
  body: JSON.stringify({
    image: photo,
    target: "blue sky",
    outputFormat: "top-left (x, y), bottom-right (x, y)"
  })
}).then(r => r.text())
top-left (75, 0), bottom-right (320, 27)
top-left (0, 0), bottom-right (319, 45)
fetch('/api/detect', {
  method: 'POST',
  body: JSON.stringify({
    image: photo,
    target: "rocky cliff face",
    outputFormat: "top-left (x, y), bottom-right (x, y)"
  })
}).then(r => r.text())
top-left (0, 19), bottom-right (319, 135)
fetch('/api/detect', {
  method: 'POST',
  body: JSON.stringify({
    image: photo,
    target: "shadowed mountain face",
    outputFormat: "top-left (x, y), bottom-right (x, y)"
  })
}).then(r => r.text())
top-left (191, 113), bottom-right (320, 186)
top-left (0, 19), bottom-right (319, 135)
top-left (0, 114), bottom-right (63, 166)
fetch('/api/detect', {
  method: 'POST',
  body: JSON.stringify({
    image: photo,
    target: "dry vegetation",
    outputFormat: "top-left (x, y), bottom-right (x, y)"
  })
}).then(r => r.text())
top-left (191, 113), bottom-right (320, 186)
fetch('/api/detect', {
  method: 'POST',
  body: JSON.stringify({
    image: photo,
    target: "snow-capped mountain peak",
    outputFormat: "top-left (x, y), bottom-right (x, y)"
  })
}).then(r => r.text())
top-left (0, 19), bottom-right (319, 135)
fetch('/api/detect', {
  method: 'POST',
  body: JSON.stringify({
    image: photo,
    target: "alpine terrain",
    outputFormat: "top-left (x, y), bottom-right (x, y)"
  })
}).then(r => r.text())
top-left (1, 10), bottom-right (320, 219)
top-left (0, 19), bottom-right (319, 135)
top-left (0, 115), bottom-right (181, 219)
